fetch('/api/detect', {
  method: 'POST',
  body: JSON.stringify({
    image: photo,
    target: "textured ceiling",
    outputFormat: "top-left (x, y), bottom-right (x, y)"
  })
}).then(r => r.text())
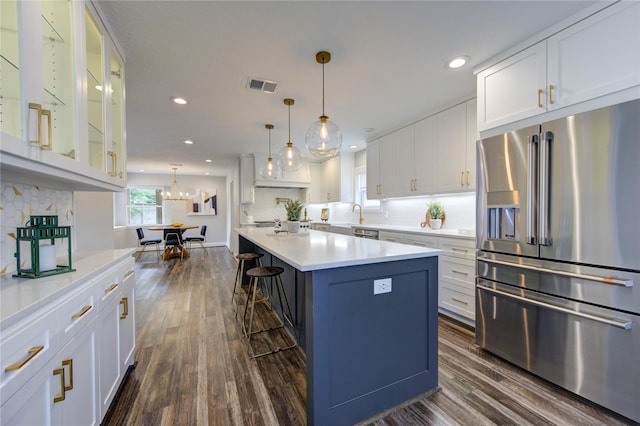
top-left (96, 0), bottom-right (596, 177)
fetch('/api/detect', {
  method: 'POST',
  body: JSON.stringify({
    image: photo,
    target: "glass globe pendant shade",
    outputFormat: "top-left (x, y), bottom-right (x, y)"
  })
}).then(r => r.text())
top-left (305, 116), bottom-right (342, 159)
top-left (276, 142), bottom-right (304, 172)
top-left (259, 156), bottom-right (281, 180)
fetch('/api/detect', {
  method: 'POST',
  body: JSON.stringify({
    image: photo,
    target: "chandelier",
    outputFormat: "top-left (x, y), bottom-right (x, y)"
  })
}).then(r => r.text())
top-left (305, 51), bottom-right (342, 159)
top-left (162, 166), bottom-right (189, 201)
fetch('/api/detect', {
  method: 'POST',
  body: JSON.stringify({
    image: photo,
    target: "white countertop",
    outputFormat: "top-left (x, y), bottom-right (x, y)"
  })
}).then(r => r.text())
top-left (314, 222), bottom-right (474, 240)
top-left (236, 228), bottom-right (441, 272)
top-left (1, 248), bottom-right (136, 329)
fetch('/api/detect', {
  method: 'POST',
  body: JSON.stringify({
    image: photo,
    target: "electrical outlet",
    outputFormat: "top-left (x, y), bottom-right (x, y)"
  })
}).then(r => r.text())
top-left (373, 278), bottom-right (392, 295)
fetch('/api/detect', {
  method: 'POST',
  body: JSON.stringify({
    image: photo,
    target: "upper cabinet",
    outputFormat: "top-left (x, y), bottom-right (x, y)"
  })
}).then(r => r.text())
top-left (306, 152), bottom-right (354, 203)
top-left (240, 154), bottom-right (255, 204)
top-left (0, 0), bottom-right (126, 191)
top-left (367, 99), bottom-right (476, 199)
top-left (477, 1), bottom-right (640, 133)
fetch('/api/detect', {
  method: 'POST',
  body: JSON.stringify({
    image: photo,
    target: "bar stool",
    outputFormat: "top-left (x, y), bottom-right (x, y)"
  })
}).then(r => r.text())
top-left (243, 266), bottom-right (297, 358)
top-left (232, 252), bottom-right (264, 317)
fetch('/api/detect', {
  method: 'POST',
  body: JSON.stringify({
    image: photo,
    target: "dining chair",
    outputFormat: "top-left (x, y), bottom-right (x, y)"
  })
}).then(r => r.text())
top-left (163, 228), bottom-right (185, 261)
top-left (136, 228), bottom-right (161, 260)
top-left (184, 225), bottom-right (207, 255)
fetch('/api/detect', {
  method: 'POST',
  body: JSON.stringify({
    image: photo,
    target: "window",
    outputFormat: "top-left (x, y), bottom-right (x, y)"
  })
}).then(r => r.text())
top-left (127, 188), bottom-right (163, 225)
top-left (354, 170), bottom-right (381, 210)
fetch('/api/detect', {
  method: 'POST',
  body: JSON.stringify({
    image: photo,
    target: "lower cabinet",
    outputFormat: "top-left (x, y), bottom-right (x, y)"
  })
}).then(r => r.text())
top-left (377, 231), bottom-right (475, 325)
top-left (0, 252), bottom-right (135, 426)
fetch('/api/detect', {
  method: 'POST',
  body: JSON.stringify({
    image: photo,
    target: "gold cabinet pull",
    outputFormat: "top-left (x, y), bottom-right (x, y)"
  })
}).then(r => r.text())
top-left (452, 269), bottom-right (469, 276)
top-left (107, 150), bottom-right (117, 176)
top-left (71, 305), bottom-right (92, 319)
top-left (62, 358), bottom-right (73, 391)
top-left (120, 297), bottom-right (129, 319)
top-left (460, 171), bottom-right (464, 186)
top-left (28, 103), bottom-right (43, 147)
top-left (105, 283), bottom-right (118, 293)
top-left (451, 297), bottom-right (468, 305)
top-left (548, 85), bottom-right (554, 105)
top-left (124, 270), bottom-right (134, 278)
top-left (40, 108), bottom-right (53, 150)
top-left (451, 247), bottom-right (469, 253)
top-left (466, 170), bottom-right (470, 186)
top-left (537, 89), bottom-right (543, 108)
top-left (4, 345), bottom-right (44, 372)
top-left (53, 367), bottom-right (66, 403)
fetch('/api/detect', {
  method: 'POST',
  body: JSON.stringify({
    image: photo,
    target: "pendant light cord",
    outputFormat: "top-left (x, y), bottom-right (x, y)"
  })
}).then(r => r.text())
top-left (322, 61), bottom-right (326, 117)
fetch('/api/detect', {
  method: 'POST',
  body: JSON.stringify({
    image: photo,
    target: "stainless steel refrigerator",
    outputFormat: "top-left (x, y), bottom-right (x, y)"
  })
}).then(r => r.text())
top-left (476, 99), bottom-right (640, 423)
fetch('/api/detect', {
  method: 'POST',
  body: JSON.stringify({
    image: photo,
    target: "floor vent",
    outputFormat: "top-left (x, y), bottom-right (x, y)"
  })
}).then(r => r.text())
top-left (247, 77), bottom-right (278, 94)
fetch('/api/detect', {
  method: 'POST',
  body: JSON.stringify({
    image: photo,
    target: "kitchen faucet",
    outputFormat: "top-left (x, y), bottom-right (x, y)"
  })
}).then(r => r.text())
top-left (352, 203), bottom-right (363, 224)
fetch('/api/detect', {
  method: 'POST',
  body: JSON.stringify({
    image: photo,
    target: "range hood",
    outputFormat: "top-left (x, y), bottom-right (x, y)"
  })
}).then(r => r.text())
top-left (253, 152), bottom-right (311, 188)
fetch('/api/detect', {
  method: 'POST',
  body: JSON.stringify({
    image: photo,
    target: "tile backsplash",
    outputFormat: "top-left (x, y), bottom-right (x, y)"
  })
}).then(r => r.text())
top-left (0, 181), bottom-right (73, 275)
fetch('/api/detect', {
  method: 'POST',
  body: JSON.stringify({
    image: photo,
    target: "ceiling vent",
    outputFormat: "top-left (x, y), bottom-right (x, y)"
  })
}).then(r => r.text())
top-left (247, 77), bottom-right (278, 94)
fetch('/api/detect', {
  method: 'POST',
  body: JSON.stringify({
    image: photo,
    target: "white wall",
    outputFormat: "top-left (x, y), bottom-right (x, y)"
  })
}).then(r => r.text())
top-left (75, 192), bottom-right (115, 250)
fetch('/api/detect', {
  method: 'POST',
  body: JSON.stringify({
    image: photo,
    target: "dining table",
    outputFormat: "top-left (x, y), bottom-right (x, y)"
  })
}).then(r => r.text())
top-left (148, 225), bottom-right (198, 260)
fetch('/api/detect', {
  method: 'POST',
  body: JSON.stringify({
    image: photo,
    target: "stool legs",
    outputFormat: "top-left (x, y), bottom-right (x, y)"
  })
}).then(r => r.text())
top-left (242, 272), bottom-right (297, 359)
top-left (232, 257), bottom-right (265, 318)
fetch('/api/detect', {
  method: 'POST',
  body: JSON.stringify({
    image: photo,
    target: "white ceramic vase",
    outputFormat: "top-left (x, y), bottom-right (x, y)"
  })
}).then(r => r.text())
top-left (288, 221), bottom-right (300, 233)
top-left (430, 219), bottom-right (442, 230)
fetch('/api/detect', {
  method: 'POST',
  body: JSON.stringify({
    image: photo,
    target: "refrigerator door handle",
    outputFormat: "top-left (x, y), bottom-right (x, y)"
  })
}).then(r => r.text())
top-left (477, 286), bottom-right (633, 330)
top-left (539, 131), bottom-right (553, 246)
top-left (478, 257), bottom-right (634, 287)
top-left (526, 134), bottom-right (538, 244)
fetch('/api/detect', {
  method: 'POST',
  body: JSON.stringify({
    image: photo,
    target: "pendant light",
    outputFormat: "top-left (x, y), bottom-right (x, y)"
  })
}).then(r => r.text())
top-left (305, 51), bottom-right (342, 159)
top-left (276, 98), bottom-right (304, 172)
top-left (259, 123), bottom-right (281, 180)
top-left (162, 166), bottom-right (189, 201)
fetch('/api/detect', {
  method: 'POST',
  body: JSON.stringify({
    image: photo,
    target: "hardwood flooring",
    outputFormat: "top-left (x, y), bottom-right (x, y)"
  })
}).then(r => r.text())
top-left (103, 247), bottom-right (635, 426)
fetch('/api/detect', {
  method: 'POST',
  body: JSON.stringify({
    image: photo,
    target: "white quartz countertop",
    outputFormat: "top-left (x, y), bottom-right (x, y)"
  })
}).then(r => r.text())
top-left (236, 228), bottom-right (441, 272)
top-left (316, 222), bottom-right (474, 240)
top-left (1, 248), bottom-right (136, 329)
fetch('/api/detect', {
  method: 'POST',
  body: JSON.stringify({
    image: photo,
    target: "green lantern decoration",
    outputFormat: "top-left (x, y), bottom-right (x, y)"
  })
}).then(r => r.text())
top-left (13, 215), bottom-right (75, 279)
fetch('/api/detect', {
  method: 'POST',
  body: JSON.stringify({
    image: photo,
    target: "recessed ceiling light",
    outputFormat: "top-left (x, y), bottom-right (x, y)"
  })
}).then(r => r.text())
top-left (139, 169), bottom-right (145, 172)
top-left (349, 144), bottom-right (358, 149)
top-left (184, 140), bottom-right (194, 145)
top-left (447, 55), bottom-right (470, 69)
top-left (205, 172), bottom-right (210, 176)
top-left (172, 97), bottom-right (187, 105)
top-left (205, 159), bottom-right (212, 163)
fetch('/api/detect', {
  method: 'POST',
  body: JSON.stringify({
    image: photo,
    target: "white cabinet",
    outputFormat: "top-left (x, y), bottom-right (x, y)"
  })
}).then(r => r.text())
top-left (435, 100), bottom-right (477, 192)
top-left (307, 153), bottom-right (354, 203)
top-left (366, 134), bottom-right (399, 199)
top-left (413, 115), bottom-right (437, 195)
top-left (0, 0), bottom-right (126, 191)
top-left (97, 260), bottom-right (136, 418)
top-left (477, 1), bottom-right (640, 132)
top-left (240, 154), bottom-right (255, 203)
top-left (366, 138), bottom-right (382, 199)
top-left (389, 125), bottom-right (415, 197)
top-left (0, 252), bottom-right (135, 426)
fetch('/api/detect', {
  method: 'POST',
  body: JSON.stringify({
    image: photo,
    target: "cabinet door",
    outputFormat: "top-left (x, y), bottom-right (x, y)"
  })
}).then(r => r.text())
top-left (118, 276), bottom-right (136, 372)
top-left (378, 231), bottom-right (406, 244)
top-left (85, 8), bottom-right (106, 173)
top-left (0, 0), bottom-right (23, 143)
top-left (464, 100), bottom-right (477, 190)
top-left (392, 125), bottom-right (415, 197)
top-left (323, 156), bottom-right (339, 202)
top-left (306, 161), bottom-right (323, 202)
top-left (240, 155), bottom-right (255, 203)
top-left (436, 103), bottom-right (467, 192)
top-left (379, 134), bottom-right (397, 197)
top-left (477, 41), bottom-right (546, 131)
top-left (547, 2), bottom-right (640, 110)
top-left (366, 138), bottom-right (381, 199)
top-left (57, 325), bottom-right (99, 426)
top-left (413, 115), bottom-right (437, 195)
top-left (108, 48), bottom-right (126, 181)
top-left (97, 284), bottom-right (122, 417)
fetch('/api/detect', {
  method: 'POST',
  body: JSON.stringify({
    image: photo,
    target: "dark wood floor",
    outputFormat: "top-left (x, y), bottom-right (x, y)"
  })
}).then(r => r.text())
top-left (104, 247), bottom-right (635, 426)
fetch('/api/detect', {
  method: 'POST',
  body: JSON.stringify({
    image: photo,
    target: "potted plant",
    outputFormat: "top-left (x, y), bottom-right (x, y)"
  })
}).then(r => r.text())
top-left (284, 199), bottom-right (304, 233)
top-left (427, 201), bottom-right (444, 230)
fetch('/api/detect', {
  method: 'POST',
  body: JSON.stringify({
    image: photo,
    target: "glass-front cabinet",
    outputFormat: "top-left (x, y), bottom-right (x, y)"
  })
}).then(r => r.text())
top-left (0, 0), bottom-right (126, 191)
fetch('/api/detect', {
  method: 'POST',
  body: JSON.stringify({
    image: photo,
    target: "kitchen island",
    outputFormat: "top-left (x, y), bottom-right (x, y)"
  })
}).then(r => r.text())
top-left (236, 227), bottom-right (441, 426)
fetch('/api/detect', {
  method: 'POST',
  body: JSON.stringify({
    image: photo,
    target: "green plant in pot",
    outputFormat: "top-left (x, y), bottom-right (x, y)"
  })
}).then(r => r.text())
top-left (284, 199), bottom-right (303, 233)
top-left (427, 201), bottom-right (444, 230)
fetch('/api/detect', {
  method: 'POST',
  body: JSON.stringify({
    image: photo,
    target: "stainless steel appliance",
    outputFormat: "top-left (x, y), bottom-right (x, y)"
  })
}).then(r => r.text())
top-left (352, 228), bottom-right (379, 239)
top-left (476, 99), bottom-right (640, 423)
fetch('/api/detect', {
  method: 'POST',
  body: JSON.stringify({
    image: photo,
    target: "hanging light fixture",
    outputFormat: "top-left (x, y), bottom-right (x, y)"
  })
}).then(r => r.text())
top-left (162, 166), bottom-right (189, 201)
top-left (259, 123), bottom-right (281, 180)
top-left (305, 51), bottom-right (342, 159)
top-left (276, 98), bottom-right (304, 172)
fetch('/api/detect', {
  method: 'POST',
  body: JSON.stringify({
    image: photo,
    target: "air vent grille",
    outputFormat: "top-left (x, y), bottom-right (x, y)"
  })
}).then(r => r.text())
top-left (247, 77), bottom-right (278, 94)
